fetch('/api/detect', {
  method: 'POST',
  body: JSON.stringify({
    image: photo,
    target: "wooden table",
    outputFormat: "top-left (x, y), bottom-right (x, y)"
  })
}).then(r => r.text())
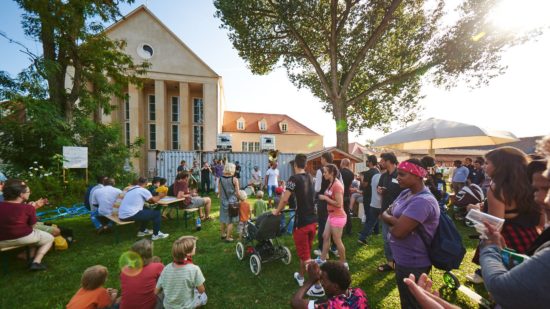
top-left (157, 197), bottom-right (198, 228)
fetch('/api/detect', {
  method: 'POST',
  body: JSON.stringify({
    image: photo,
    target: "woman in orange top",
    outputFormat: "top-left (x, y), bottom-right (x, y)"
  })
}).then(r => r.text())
top-left (317, 164), bottom-right (348, 268)
top-left (67, 265), bottom-right (117, 309)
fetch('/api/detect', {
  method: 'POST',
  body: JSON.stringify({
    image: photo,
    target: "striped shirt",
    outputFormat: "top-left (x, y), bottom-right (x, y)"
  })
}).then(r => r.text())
top-left (156, 263), bottom-right (205, 309)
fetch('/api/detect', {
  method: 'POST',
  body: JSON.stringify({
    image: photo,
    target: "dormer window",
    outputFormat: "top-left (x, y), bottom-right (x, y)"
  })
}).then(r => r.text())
top-left (280, 122), bottom-right (288, 132)
top-left (259, 119), bottom-right (267, 131)
top-left (237, 117), bottom-right (245, 130)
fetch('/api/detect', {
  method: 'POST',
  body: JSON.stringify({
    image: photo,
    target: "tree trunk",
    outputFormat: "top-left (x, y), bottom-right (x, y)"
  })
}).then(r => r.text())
top-left (333, 99), bottom-right (349, 152)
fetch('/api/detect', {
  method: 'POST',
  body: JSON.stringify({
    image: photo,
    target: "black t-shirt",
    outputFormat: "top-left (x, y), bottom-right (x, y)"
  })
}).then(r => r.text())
top-left (286, 173), bottom-right (316, 229)
top-left (201, 167), bottom-right (211, 180)
top-left (341, 168), bottom-right (354, 200)
top-left (468, 168), bottom-right (485, 185)
top-left (361, 168), bottom-right (379, 206)
top-left (235, 164), bottom-right (241, 178)
top-left (378, 169), bottom-right (404, 211)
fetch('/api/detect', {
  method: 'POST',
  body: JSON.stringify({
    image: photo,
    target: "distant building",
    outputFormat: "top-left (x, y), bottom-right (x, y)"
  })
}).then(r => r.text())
top-left (222, 111), bottom-right (323, 153)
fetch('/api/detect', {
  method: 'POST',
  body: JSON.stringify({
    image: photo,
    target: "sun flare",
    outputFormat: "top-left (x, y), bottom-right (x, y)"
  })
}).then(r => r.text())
top-left (488, 0), bottom-right (550, 32)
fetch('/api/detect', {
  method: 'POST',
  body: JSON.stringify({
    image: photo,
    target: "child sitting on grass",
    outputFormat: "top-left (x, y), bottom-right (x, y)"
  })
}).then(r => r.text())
top-left (253, 190), bottom-right (268, 218)
top-left (67, 265), bottom-right (118, 309)
top-left (155, 236), bottom-right (207, 309)
top-left (237, 190), bottom-right (251, 240)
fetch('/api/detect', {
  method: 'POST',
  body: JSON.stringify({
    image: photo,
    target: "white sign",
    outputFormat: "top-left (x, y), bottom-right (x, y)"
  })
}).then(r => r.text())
top-left (63, 146), bottom-right (88, 168)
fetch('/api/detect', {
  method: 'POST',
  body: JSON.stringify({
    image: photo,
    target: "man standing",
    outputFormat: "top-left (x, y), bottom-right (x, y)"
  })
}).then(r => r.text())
top-left (235, 161), bottom-right (241, 179)
top-left (177, 160), bottom-right (188, 173)
top-left (340, 159), bottom-right (354, 235)
top-left (265, 161), bottom-right (280, 207)
top-left (377, 152), bottom-right (403, 272)
top-left (464, 157), bottom-right (474, 175)
top-left (200, 162), bottom-right (212, 194)
top-left (357, 155), bottom-right (380, 244)
top-left (91, 178), bottom-right (121, 233)
top-left (272, 154), bottom-right (316, 288)
top-left (468, 157), bottom-right (486, 186)
top-left (451, 160), bottom-right (470, 193)
top-left (119, 177), bottom-right (169, 240)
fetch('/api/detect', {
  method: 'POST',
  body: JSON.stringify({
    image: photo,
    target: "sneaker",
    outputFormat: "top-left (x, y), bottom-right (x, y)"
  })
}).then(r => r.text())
top-left (330, 248), bottom-right (339, 258)
top-left (343, 262), bottom-right (349, 270)
top-left (314, 257), bottom-right (326, 265)
top-left (313, 249), bottom-right (322, 256)
top-left (294, 272), bottom-right (304, 287)
top-left (29, 262), bottom-right (47, 271)
top-left (137, 229), bottom-right (153, 237)
top-left (466, 272), bottom-right (484, 284)
top-left (306, 284), bottom-right (325, 297)
top-left (357, 239), bottom-right (367, 245)
top-left (152, 232), bottom-right (169, 240)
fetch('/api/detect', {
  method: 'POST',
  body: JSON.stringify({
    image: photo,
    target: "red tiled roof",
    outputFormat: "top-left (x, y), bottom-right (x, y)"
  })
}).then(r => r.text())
top-left (222, 111), bottom-right (320, 135)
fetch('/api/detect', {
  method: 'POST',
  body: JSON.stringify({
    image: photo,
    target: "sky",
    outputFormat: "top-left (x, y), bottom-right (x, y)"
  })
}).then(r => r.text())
top-left (1, 0), bottom-right (549, 147)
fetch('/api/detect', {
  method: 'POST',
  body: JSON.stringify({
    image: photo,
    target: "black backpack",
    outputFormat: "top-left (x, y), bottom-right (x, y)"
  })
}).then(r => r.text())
top-left (419, 204), bottom-right (466, 271)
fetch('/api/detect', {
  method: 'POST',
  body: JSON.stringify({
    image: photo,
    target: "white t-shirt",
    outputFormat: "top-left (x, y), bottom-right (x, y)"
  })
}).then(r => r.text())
top-left (265, 168), bottom-right (279, 186)
top-left (252, 170), bottom-right (262, 183)
top-left (89, 184), bottom-right (104, 211)
top-left (370, 173), bottom-right (382, 209)
top-left (118, 186), bottom-right (153, 219)
top-left (92, 185), bottom-right (122, 217)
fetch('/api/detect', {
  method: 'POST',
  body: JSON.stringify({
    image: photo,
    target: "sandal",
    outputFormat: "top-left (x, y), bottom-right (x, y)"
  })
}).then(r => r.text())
top-left (377, 262), bottom-right (395, 272)
top-left (225, 238), bottom-right (234, 243)
top-left (202, 216), bottom-right (212, 221)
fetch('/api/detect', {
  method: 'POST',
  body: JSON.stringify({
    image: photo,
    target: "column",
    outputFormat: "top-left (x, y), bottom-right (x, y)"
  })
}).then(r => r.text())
top-left (179, 82), bottom-right (191, 150)
top-left (128, 83), bottom-right (143, 174)
top-left (154, 80), bottom-right (166, 150)
top-left (203, 82), bottom-right (218, 151)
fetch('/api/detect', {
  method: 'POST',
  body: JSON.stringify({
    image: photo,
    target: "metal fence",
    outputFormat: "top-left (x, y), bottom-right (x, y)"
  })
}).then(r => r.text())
top-left (156, 151), bottom-right (297, 188)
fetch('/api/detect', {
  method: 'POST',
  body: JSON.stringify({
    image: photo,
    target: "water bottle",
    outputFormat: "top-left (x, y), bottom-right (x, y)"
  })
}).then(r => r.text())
top-left (196, 217), bottom-right (202, 231)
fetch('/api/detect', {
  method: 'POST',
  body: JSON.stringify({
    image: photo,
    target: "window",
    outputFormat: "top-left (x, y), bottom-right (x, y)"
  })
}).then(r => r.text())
top-left (148, 95), bottom-right (156, 121)
top-left (259, 120), bottom-right (267, 131)
top-left (149, 124), bottom-right (156, 149)
top-left (172, 125), bottom-right (179, 150)
top-left (125, 123), bottom-right (130, 147)
top-left (237, 120), bottom-right (244, 130)
top-left (281, 123), bottom-right (288, 132)
top-left (193, 98), bottom-right (203, 124)
top-left (171, 96), bottom-right (179, 122)
top-left (242, 141), bottom-right (260, 152)
top-left (124, 94), bottom-right (130, 121)
top-left (193, 125), bottom-right (203, 150)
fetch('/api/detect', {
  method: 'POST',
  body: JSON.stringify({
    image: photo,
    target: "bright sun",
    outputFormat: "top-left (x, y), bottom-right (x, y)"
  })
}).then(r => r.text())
top-left (488, 0), bottom-right (550, 32)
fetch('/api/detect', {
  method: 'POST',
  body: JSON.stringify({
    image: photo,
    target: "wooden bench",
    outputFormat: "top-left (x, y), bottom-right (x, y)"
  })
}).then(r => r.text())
top-left (1, 244), bottom-right (34, 275)
top-left (105, 214), bottom-right (134, 243)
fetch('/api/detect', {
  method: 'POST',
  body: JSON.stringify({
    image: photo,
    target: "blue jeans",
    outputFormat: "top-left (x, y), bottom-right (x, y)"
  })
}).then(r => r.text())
top-left (121, 209), bottom-right (161, 235)
top-left (90, 210), bottom-right (113, 230)
top-left (286, 210), bottom-right (295, 234)
top-left (382, 220), bottom-right (393, 261)
top-left (267, 185), bottom-right (277, 198)
top-left (358, 207), bottom-right (381, 242)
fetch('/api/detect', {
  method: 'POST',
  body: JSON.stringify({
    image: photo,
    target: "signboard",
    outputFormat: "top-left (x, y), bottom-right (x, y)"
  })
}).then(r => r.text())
top-left (261, 135), bottom-right (276, 150)
top-left (62, 146), bottom-right (88, 168)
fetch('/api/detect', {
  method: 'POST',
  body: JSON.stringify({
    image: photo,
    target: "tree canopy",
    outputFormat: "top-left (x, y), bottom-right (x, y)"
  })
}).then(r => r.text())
top-left (0, 0), bottom-right (147, 178)
top-left (214, 0), bottom-right (540, 150)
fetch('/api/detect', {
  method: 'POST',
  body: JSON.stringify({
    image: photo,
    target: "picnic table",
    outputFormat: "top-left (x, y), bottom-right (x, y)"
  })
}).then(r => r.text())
top-left (157, 196), bottom-right (199, 228)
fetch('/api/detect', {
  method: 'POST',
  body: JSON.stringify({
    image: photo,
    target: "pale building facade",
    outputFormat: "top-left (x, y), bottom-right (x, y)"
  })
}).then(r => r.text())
top-left (222, 111), bottom-right (323, 153)
top-left (101, 6), bottom-right (224, 175)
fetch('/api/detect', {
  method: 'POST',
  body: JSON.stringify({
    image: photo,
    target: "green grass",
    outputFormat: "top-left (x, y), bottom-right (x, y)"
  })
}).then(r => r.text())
top-left (0, 196), bottom-right (489, 308)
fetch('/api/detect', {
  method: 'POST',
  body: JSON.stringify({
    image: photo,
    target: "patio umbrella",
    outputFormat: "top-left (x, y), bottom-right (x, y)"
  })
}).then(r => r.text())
top-left (373, 118), bottom-right (519, 156)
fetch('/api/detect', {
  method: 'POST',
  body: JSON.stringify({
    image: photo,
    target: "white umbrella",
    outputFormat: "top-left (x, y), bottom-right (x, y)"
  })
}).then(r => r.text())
top-left (373, 118), bottom-right (519, 156)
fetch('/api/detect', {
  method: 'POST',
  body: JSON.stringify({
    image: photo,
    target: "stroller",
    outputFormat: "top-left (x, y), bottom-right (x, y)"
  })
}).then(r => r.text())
top-left (235, 211), bottom-right (293, 275)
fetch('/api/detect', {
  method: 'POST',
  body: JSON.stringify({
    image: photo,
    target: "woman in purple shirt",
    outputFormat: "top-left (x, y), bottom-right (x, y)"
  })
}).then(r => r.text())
top-left (381, 159), bottom-right (439, 309)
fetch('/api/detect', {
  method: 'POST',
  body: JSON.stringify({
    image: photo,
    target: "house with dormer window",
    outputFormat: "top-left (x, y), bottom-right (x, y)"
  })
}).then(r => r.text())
top-left (222, 111), bottom-right (323, 153)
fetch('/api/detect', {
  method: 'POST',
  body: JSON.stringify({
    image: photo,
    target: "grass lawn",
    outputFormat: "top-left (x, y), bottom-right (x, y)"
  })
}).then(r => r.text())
top-left (0, 195), bottom-right (490, 308)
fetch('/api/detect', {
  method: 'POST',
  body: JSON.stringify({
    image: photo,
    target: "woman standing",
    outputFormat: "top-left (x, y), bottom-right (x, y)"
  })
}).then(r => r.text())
top-left (0, 179), bottom-right (54, 271)
top-left (467, 147), bottom-right (541, 283)
top-left (218, 162), bottom-right (239, 242)
top-left (381, 159), bottom-right (440, 309)
top-left (316, 164), bottom-right (347, 268)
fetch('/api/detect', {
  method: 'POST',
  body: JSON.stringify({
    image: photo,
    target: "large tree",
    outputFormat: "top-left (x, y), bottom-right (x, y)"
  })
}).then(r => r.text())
top-left (0, 0), bottom-right (147, 176)
top-left (214, 0), bottom-right (539, 150)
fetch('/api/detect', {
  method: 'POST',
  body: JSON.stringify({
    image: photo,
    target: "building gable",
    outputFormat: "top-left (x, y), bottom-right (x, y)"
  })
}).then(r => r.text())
top-left (105, 6), bottom-right (218, 79)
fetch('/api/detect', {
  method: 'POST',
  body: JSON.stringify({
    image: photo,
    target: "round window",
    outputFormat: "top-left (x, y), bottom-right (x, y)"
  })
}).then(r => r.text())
top-left (137, 43), bottom-right (154, 59)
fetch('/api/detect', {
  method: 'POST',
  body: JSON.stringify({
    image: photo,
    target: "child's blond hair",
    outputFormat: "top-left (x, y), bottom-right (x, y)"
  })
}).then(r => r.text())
top-left (256, 190), bottom-right (264, 199)
top-left (172, 236), bottom-right (197, 261)
top-left (238, 190), bottom-right (247, 201)
top-left (81, 265), bottom-right (108, 290)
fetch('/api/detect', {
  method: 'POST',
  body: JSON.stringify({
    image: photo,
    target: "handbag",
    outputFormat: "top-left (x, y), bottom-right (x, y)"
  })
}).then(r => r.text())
top-left (221, 177), bottom-right (240, 218)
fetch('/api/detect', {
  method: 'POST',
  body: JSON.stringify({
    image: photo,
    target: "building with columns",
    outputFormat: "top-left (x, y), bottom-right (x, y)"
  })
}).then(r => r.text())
top-left (102, 6), bottom-right (224, 175)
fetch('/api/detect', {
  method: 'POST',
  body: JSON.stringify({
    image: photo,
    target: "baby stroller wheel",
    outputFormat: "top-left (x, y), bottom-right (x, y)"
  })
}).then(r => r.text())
top-left (281, 246), bottom-right (292, 265)
top-left (249, 254), bottom-right (262, 275)
top-left (236, 242), bottom-right (245, 261)
top-left (443, 271), bottom-right (460, 290)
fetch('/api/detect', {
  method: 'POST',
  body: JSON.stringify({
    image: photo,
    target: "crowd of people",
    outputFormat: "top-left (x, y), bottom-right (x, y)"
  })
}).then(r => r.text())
top-left (2, 135), bottom-right (550, 308)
